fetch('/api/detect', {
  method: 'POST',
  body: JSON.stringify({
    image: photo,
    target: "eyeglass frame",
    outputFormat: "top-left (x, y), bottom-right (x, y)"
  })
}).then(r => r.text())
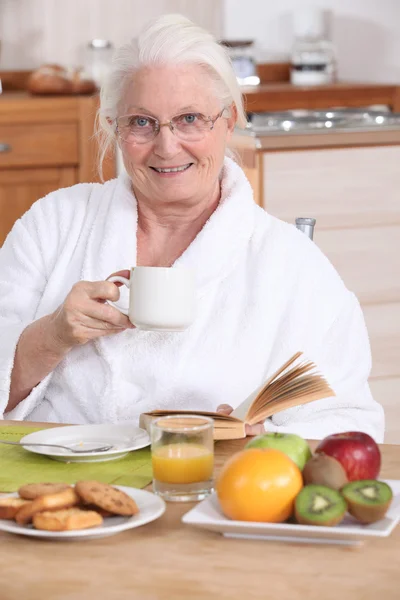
top-left (115, 109), bottom-right (227, 143)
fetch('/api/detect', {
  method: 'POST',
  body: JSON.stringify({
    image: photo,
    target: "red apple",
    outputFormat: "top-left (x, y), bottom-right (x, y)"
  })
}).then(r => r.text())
top-left (315, 431), bottom-right (381, 481)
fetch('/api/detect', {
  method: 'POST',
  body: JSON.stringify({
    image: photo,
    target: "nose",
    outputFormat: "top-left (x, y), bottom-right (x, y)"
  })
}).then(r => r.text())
top-left (152, 124), bottom-right (182, 158)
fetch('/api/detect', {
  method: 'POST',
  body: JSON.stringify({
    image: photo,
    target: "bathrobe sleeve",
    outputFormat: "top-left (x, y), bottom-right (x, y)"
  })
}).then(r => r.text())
top-left (0, 215), bottom-right (51, 417)
top-left (267, 291), bottom-right (385, 443)
top-left (0, 188), bottom-right (78, 419)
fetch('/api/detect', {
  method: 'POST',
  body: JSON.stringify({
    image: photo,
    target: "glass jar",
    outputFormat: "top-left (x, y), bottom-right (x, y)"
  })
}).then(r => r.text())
top-left (220, 40), bottom-right (260, 86)
top-left (85, 39), bottom-right (114, 89)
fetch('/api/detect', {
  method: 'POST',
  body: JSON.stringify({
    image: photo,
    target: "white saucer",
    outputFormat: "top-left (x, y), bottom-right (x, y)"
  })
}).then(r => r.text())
top-left (182, 479), bottom-right (400, 546)
top-left (20, 424), bottom-right (150, 463)
top-left (0, 486), bottom-right (165, 540)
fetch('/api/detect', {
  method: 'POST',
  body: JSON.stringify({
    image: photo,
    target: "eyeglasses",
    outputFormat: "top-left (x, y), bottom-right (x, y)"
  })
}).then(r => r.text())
top-left (115, 110), bottom-right (226, 144)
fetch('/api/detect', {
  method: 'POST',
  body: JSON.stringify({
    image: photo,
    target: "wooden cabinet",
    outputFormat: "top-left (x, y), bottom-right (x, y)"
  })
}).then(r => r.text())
top-left (0, 93), bottom-right (116, 245)
top-left (231, 133), bottom-right (400, 443)
top-left (0, 167), bottom-right (77, 242)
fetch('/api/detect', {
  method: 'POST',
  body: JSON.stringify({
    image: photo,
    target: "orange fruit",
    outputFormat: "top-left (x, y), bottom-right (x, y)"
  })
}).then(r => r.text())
top-left (216, 447), bottom-right (303, 522)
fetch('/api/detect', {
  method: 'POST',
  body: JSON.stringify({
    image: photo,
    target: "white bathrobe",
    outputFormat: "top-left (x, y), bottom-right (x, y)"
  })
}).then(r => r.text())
top-left (0, 158), bottom-right (384, 441)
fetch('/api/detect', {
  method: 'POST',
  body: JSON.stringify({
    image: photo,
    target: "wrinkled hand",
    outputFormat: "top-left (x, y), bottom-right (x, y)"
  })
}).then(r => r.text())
top-left (50, 270), bottom-right (134, 350)
top-left (216, 404), bottom-right (265, 436)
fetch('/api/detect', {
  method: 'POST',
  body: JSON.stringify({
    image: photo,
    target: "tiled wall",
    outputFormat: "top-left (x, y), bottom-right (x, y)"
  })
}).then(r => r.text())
top-left (0, 0), bottom-right (222, 70)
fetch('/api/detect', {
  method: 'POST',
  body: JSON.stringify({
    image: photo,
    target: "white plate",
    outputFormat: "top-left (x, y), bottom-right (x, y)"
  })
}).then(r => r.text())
top-left (182, 479), bottom-right (400, 546)
top-left (20, 424), bottom-right (150, 463)
top-left (0, 486), bottom-right (165, 540)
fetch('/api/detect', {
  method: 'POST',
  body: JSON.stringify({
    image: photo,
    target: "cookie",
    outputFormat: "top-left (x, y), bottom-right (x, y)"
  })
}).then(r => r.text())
top-left (80, 503), bottom-right (114, 518)
top-left (75, 481), bottom-right (139, 516)
top-left (15, 487), bottom-right (80, 525)
top-left (33, 508), bottom-right (103, 532)
top-left (0, 497), bottom-right (31, 520)
top-left (18, 482), bottom-right (71, 500)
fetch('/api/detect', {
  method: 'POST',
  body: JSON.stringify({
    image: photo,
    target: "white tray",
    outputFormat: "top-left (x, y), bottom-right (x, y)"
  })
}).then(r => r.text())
top-left (182, 479), bottom-right (400, 546)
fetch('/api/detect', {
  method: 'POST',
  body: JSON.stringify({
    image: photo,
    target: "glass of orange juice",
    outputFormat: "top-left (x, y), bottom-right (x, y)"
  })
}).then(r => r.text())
top-left (150, 415), bottom-right (214, 502)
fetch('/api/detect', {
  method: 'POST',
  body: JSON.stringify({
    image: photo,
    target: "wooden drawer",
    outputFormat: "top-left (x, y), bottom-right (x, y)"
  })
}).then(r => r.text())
top-left (369, 377), bottom-right (400, 444)
top-left (0, 122), bottom-right (79, 168)
top-left (263, 146), bottom-right (400, 229)
top-left (364, 303), bottom-right (400, 379)
top-left (313, 226), bottom-right (400, 305)
top-left (0, 167), bottom-right (77, 246)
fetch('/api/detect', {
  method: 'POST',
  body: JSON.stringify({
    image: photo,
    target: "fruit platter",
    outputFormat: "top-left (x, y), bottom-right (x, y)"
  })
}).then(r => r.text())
top-left (183, 431), bottom-right (400, 545)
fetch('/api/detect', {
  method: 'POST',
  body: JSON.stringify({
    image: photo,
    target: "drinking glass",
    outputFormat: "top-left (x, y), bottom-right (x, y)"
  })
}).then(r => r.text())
top-left (151, 415), bottom-right (214, 502)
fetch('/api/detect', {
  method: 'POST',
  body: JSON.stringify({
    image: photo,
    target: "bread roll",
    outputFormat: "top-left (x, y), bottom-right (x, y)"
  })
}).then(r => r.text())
top-left (27, 65), bottom-right (96, 95)
top-left (27, 65), bottom-right (73, 94)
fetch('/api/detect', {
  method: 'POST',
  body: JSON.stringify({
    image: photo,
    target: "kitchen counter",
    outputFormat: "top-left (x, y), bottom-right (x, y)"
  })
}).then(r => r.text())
top-left (242, 82), bottom-right (400, 113)
top-left (233, 125), bottom-right (400, 151)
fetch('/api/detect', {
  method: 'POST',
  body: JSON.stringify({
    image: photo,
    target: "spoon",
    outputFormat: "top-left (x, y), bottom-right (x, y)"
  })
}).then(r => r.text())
top-left (0, 440), bottom-right (114, 453)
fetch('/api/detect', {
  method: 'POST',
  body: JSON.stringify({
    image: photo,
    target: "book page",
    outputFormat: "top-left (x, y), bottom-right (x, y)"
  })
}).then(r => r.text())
top-left (231, 352), bottom-right (303, 421)
top-left (246, 363), bottom-right (315, 420)
top-left (140, 409), bottom-right (243, 424)
top-left (232, 352), bottom-right (335, 425)
top-left (247, 386), bottom-right (334, 425)
top-left (230, 380), bottom-right (267, 421)
top-left (139, 410), bottom-right (246, 440)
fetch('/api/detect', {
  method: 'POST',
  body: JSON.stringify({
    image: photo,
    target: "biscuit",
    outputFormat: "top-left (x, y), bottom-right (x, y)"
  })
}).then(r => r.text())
top-left (80, 503), bottom-right (114, 518)
top-left (18, 482), bottom-right (71, 500)
top-left (33, 508), bottom-right (103, 531)
top-left (15, 487), bottom-right (80, 525)
top-left (75, 481), bottom-right (139, 516)
top-left (0, 497), bottom-right (31, 520)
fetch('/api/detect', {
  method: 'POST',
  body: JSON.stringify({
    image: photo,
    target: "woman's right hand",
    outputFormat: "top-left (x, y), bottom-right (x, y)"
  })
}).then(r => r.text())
top-left (49, 278), bottom-right (134, 350)
top-left (217, 404), bottom-right (265, 436)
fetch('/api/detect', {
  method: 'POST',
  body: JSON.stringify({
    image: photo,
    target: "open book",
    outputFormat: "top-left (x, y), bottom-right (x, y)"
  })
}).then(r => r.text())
top-left (139, 352), bottom-right (335, 440)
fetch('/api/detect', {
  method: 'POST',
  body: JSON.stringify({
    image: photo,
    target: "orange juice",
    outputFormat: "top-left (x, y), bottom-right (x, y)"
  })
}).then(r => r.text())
top-left (152, 443), bottom-right (214, 484)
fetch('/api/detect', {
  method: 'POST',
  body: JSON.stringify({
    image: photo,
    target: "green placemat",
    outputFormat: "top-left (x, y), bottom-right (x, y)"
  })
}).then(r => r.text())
top-left (0, 425), bottom-right (153, 493)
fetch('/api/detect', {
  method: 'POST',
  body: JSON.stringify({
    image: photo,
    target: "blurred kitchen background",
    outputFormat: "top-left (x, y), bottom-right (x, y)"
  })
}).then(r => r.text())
top-left (1, 0), bottom-right (400, 442)
top-left (1, 0), bottom-right (400, 83)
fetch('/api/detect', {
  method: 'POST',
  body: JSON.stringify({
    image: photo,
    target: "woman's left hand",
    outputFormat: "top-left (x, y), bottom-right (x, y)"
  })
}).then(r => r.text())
top-left (216, 404), bottom-right (265, 436)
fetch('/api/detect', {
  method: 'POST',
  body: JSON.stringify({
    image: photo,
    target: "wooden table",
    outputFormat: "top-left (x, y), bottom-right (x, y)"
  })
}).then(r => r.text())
top-left (1, 421), bottom-right (399, 600)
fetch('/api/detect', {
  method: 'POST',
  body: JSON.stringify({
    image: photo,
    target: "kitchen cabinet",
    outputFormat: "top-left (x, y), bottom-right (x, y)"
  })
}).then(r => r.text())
top-left (0, 92), bottom-right (116, 246)
top-left (231, 132), bottom-right (400, 443)
top-left (0, 167), bottom-right (76, 243)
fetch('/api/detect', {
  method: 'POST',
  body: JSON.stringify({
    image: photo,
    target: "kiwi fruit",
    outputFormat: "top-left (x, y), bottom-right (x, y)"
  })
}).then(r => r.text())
top-left (341, 480), bottom-right (393, 524)
top-left (295, 484), bottom-right (347, 527)
top-left (302, 453), bottom-right (348, 490)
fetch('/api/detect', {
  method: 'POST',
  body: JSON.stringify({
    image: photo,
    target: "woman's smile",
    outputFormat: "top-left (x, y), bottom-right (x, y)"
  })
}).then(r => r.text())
top-left (150, 163), bottom-right (193, 176)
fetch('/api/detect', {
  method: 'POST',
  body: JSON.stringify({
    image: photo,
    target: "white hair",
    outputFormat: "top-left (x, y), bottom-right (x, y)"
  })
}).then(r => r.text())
top-left (96, 13), bottom-right (247, 179)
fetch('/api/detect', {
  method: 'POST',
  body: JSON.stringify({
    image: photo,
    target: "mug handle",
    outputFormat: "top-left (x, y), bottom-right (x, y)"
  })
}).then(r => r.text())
top-left (106, 275), bottom-right (130, 316)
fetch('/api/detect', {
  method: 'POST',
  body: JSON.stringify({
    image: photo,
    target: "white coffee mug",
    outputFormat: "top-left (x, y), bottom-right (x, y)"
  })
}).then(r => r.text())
top-left (107, 267), bottom-right (195, 331)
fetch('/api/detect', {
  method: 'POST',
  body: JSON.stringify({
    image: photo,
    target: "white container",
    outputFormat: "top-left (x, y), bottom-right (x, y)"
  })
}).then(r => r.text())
top-left (290, 8), bottom-right (336, 86)
top-left (85, 39), bottom-right (114, 88)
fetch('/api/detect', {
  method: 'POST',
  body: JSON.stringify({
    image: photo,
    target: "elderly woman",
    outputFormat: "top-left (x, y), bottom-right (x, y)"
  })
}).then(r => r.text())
top-left (0, 15), bottom-right (384, 441)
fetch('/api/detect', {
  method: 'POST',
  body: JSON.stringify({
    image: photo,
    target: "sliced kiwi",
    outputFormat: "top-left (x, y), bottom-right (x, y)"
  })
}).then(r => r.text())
top-left (341, 480), bottom-right (393, 524)
top-left (295, 484), bottom-right (347, 527)
top-left (302, 453), bottom-right (348, 491)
